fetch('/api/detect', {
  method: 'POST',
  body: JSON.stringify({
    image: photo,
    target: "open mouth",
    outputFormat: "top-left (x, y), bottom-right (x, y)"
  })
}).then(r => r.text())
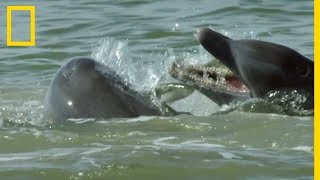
top-left (169, 62), bottom-right (249, 93)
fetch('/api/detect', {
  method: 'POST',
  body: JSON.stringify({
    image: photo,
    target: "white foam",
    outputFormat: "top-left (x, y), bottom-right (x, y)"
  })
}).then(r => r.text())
top-left (290, 146), bottom-right (313, 153)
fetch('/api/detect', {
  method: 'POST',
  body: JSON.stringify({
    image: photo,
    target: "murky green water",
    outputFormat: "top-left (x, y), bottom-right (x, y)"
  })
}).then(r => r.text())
top-left (0, 0), bottom-right (313, 179)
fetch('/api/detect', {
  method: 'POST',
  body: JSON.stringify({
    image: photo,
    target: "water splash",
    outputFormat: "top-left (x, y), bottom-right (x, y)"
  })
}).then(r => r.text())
top-left (0, 89), bottom-right (50, 127)
top-left (91, 38), bottom-right (171, 92)
top-left (91, 37), bottom-right (216, 89)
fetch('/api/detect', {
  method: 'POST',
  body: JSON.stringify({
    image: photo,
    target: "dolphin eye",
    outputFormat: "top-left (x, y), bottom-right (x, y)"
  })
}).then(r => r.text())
top-left (296, 65), bottom-right (309, 78)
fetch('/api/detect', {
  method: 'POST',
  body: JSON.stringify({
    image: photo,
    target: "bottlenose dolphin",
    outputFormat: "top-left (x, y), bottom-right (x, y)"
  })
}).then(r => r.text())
top-left (170, 28), bottom-right (313, 109)
top-left (45, 57), bottom-right (162, 120)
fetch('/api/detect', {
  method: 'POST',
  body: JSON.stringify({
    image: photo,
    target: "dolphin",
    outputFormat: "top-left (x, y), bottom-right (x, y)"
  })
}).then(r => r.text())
top-left (45, 57), bottom-right (162, 120)
top-left (170, 28), bottom-right (313, 109)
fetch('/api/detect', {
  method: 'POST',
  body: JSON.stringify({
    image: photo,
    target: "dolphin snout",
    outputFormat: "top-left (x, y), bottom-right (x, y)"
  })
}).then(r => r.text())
top-left (198, 28), bottom-right (213, 45)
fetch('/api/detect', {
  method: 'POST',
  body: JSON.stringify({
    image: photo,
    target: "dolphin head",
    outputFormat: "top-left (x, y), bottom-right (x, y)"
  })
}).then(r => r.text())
top-left (45, 57), bottom-right (153, 120)
top-left (45, 57), bottom-right (120, 120)
top-left (198, 28), bottom-right (314, 97)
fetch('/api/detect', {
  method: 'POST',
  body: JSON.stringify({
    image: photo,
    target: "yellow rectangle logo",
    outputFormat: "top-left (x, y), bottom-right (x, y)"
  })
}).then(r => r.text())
top-left (6, 6), bottom-right (36, 46)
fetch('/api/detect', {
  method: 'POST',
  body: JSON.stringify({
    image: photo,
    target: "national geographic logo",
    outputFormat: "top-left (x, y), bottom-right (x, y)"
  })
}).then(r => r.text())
top-left (6, 6), bottom-right (35, 46)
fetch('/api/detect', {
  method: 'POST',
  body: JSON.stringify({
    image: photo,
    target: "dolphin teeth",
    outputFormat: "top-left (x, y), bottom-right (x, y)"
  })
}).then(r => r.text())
top-left (169, 61), bottom-right (249, 93)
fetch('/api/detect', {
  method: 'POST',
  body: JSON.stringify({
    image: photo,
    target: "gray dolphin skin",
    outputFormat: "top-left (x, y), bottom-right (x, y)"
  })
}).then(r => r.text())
top-left (170, 28), bottom-right (313, 108)
top-left (45, 57), bottom-right (161, 120)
